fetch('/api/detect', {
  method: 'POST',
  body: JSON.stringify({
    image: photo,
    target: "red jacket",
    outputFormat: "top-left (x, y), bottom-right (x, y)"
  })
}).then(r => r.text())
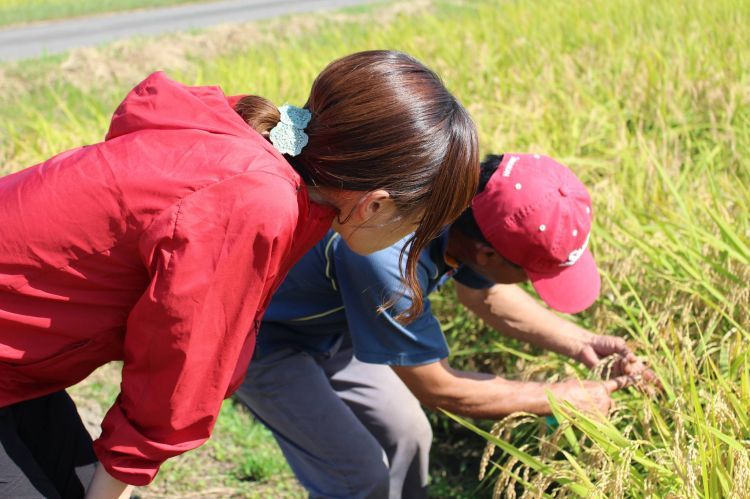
top-left (0, 72), bottom-right (335, 485)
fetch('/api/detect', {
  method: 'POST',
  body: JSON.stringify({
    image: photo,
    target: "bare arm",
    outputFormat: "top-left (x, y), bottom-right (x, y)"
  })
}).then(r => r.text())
top-left (392, 359), bottom-right (626, 419)
top-left (85, 467), bottom-right (133, 499)
top-left (455, 281), bottom-right (658, 389)
top-left (456, 282), bottom-right (633, 367)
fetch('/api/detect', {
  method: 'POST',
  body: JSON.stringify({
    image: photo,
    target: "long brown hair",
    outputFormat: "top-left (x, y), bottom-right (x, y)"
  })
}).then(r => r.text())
top-left (235, 50), bottom-right (479, 322)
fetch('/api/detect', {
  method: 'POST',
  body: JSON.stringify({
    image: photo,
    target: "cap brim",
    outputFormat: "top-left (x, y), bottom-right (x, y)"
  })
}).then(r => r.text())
top-left (527, 249), bottom-right (601, 314)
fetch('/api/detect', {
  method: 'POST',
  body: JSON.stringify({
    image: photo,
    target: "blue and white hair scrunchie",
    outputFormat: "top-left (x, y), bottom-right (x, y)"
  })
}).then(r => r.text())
top-left (269, 104), bottom-right (312, 157)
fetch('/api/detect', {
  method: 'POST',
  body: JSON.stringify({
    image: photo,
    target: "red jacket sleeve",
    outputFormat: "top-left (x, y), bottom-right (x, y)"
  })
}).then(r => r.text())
top-left (92, 172), bottom-right (297, 485)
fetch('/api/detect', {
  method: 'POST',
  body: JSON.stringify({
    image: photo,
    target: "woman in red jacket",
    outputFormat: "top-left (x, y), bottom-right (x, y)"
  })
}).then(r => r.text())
top-left (0, 50), bottom-right (478, 498)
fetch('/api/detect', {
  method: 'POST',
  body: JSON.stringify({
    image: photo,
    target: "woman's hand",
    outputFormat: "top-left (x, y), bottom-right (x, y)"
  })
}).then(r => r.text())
top-left (85, 466), bottom-right (133, 499)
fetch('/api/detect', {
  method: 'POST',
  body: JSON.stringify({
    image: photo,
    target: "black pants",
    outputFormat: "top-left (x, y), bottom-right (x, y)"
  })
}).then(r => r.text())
top-left (0, 391), bottom-right (97, 499)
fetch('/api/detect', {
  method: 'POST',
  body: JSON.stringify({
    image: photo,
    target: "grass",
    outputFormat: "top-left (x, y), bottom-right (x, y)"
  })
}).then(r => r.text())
top-left (0, 0), bottom-right (219, 28)
top-left (1, 0), bottom-right (748, 497)
top-left (148, 399), bottom-right (302, 498)
top-left (67, 363), bottom-right (303, 497)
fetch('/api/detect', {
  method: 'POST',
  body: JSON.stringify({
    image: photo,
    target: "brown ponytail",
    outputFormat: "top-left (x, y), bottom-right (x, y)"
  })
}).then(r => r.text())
top-left (235, 50), bottom-right (479, 323)
top-left (234, 95), bottom-right (280, 138)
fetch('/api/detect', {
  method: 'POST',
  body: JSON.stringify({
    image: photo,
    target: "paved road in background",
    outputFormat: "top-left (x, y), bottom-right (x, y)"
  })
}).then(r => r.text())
top-left (0, 0), bottom-right (375, 62)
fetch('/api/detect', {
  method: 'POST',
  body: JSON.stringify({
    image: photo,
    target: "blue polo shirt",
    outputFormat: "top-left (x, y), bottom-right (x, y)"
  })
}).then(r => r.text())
top-left (257, 230), bottom-right (494, 366)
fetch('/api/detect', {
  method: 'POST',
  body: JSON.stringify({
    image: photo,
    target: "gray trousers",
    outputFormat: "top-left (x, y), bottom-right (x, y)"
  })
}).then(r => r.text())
top-left (234, 345), bottom-right (432, 499)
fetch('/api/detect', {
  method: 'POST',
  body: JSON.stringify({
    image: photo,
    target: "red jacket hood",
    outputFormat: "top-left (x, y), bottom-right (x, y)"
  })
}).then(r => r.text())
top-left (106, 71), bottom-right (251, 141)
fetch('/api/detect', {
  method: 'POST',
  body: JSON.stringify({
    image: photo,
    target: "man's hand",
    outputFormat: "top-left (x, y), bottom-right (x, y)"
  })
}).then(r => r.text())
top-left (394, 359), bottom-right (633, 418)
top-left (573, 334), bottom-right (659, 389)
top-left (573, 333), bottom-right (633, 370)
top-left (547, 377), bottom-right (631, 416)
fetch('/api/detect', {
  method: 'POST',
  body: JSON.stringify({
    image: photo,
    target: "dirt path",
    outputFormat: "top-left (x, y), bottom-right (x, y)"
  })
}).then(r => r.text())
top-left (0, 0), bottom-right (377, 62)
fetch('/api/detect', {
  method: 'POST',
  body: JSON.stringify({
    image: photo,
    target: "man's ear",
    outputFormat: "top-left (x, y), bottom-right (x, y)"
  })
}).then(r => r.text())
top-left (473, 241), bottom-right (497, 266)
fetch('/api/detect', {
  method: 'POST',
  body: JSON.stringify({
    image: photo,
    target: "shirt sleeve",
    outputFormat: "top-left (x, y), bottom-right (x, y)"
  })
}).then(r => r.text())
top-left (92, 173), bottom-right (296, 486)
top-left (451, 265), bottom-right (495, 289)
top-left (333, 239), bottom-right (449, 367)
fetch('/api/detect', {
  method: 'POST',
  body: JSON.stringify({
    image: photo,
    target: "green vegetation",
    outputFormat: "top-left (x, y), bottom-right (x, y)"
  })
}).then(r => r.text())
top-left (2, 0), bottom-right (748, 497)
top-left (0, 0), bottom-right (217, 28)
top-left (66, 363), bottom-right (302, 497)
top-left (151, 399), bottom-right (302, 498)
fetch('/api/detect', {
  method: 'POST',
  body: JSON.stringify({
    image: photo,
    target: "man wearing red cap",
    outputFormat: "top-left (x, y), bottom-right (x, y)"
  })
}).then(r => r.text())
top-left (235, 154), bottom-right (650, 499)
top-left (471, 153), bottom-right (601, 313)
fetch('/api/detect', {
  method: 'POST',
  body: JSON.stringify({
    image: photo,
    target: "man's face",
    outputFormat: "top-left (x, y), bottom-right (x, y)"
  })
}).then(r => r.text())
top-left (464, 245), bottom-right (528, 284)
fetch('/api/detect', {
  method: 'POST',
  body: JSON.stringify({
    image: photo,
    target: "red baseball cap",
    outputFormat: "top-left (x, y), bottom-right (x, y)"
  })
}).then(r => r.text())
top-left (471, 154), bottom-right (601, 314)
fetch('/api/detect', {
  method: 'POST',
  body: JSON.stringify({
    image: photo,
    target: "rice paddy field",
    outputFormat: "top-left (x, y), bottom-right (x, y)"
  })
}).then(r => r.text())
top-left (1, 0), bottom-right (748, 497)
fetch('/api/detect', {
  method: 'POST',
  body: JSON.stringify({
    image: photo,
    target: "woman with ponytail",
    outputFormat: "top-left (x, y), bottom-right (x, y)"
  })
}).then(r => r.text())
top-left (0, 50), bottom-right (478, 498)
